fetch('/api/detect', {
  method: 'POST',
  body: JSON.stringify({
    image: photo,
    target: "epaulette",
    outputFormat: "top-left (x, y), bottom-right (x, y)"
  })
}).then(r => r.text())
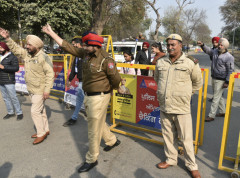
top-left (187, 55), bottom-right (199, 64)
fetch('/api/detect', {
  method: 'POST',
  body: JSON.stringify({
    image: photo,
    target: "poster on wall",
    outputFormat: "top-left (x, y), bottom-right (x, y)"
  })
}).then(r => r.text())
top-left (113, 74), bottom-right (137, 123)
top-left (136, 76), bottom-right (161, 129)
top-left (53, 61), bottom-right (65, 92)
top-left (15, 65), bottom-right (28, 93)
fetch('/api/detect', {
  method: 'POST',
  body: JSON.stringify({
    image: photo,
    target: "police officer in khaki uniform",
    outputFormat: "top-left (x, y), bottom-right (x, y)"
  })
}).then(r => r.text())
top-left (0, 27), bottom-right (54, 145)
top-left (42, 24), bottom-right (121, 173)
top-left (154, 34), bottom-right (202, 178)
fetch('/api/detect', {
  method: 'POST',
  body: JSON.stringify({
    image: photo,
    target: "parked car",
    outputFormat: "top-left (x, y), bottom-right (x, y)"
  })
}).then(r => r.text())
top-left (109, 41), bottom-right (143, 63)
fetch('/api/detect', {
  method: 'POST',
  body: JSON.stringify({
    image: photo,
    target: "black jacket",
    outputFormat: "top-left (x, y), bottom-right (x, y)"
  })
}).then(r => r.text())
top-left (134, 49), bottom-right (151, 65)
top-left (69, 56), bottom-right (83, 82)
top-left (0, 53), bottom-right (19, 85)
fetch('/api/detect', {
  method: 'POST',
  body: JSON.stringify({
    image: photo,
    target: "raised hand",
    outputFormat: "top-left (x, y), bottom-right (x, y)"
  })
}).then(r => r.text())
top-left (0, 28), bottom-right (10, 39)
top-left (42, 23), bottom-right (53, 35)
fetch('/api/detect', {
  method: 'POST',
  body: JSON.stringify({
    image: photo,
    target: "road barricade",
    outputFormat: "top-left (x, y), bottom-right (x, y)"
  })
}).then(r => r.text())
top-left (111, 63), bottom-right (208, 154)
top-left (48, 54), bottom-right (71, 101)
top-left (218, 73), bottom-right (240, 177)
top-left (15, 54), bottom-right (72, 101)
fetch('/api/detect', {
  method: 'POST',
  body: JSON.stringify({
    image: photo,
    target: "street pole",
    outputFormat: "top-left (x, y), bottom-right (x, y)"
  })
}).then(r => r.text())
top-left (232, 15), bottom-right (236, 56)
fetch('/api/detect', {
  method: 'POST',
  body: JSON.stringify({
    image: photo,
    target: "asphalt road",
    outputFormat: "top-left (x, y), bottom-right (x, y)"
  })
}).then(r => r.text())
top-left (0, 52), bottom-right (239, 178)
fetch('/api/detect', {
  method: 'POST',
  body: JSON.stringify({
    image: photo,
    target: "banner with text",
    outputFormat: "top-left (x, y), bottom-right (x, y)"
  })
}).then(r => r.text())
top-left (53, 61), bottom-right (65, 92)
top-left (15, 65), bottom-right (28, 93)
top-left (113, 74), bottom-right (137, 123)
top-left (136, 76), bottom-right (161, 129)
top-left (64, 70), bottom-right (78, 106)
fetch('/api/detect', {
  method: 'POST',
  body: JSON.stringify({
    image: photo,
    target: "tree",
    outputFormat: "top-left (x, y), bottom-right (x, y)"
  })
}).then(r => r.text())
top-left (194, 22), bottom-right (211, 43)
top-left (20, 0), bottom-right (91, 37)
top-left (0, 0), bottom-right (19, 30)
top-left (145, 0), bottom-right (160, 41)
top-left (161, 0), bottom-right (209, 48)
top-left (162, 6), bottom-right (181, 35)
top-left (220, 0), bottom-right (240, 30)
top-left (18, 0), bottom-right (91, 51)
top-left (100, 0), bottom-right (149, 40)
top-left (161, 0), bottom-right (194, 35)
top-left (180, 8), bottom-right (207, 49)
top-left (226, 27), bottom-right (240, 47)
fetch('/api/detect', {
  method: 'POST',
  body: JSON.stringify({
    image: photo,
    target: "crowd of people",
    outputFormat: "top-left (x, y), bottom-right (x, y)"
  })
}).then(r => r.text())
top-left (0, 23), bottom-right (235, 177)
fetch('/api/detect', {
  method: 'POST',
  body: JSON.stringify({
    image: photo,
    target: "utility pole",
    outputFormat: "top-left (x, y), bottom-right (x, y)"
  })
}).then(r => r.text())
top-left (232, 14), bottom-right (237, 56)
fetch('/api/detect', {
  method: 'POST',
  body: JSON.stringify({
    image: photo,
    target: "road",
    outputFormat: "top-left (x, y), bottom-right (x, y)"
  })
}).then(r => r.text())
top-left (0, 52), bottom-right (239, 178)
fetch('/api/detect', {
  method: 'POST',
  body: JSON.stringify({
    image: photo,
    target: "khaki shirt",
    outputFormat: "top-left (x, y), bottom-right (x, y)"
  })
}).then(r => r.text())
top-left (154, 53), bottom-right (203, 114)
top-left (6, 38), bottom-right (54, 94)
top-left (62, 40), bottom-right (121, 93)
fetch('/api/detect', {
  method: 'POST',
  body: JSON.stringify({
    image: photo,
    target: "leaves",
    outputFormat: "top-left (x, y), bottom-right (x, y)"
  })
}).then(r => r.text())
top-left (162, 2), bottom-right (210, 45)
top-left (220, 0), bottom-right (240, 29)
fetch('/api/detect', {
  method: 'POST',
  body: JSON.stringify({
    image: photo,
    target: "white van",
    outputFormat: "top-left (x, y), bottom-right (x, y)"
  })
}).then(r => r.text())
top-left (110, 41), bottom-right (143, 63)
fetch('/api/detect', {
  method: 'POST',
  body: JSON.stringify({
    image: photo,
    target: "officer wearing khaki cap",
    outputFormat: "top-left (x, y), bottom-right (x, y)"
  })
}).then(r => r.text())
top-left (154, 34), bottom-right (202, 178)
top-left (0, 27), bottom-right (54, 145)
top-left (42, 24), bottom-right (121, 173)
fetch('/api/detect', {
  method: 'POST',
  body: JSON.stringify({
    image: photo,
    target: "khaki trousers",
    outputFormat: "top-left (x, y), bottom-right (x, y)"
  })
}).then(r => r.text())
top-left (84, 93), bottom-right (117, 163)
top-left (160, 111), bottom-right (198, 171)
top-left (30, 94), bottom-right (49, 137)
top-left (208, 79), bottom-right (226, 118)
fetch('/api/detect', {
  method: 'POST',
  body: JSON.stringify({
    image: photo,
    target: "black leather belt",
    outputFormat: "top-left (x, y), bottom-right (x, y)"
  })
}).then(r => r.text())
top-left (85, 91), bottom-right (110, 96)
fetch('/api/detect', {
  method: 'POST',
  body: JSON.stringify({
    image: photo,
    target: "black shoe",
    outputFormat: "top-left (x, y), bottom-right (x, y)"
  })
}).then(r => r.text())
top-left (78, 161), bottom-right (98, 173)
top-left (17, 114), bottom-right (23, 121)
top-left (103, 139), bottom-right (121, 152)
top-left (3, 114), bottom-right (15, 120)
top-left (63, 119), bottom-right (77, 127)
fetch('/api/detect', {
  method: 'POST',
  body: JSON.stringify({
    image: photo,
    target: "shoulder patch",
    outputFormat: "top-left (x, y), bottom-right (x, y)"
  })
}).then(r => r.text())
top-left (187, 55), bottom-right (199, 64)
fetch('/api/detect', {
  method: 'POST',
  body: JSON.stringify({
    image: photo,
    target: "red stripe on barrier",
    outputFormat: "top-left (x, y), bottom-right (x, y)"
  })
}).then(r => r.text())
top-left (146, 67), bottom-right (150, 70)
top-left (201, 68), bottom-right (204, 71)
top-left (234, 73), bottom-right (240, 78)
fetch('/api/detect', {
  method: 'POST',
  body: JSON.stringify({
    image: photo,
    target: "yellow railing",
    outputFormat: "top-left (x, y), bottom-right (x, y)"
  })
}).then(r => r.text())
top-left (112, 63), bottom-right (208, 154)
top-left (218, 72), bottom-right (240, 177)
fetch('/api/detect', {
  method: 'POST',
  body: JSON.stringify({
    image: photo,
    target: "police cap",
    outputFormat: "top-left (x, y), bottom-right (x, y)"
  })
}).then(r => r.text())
top-left (166, 34), bottom-right (182, 42)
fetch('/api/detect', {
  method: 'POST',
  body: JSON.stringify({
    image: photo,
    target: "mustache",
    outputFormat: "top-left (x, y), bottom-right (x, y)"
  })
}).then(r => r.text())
top-left (168, 49), bottom-right (175, 52)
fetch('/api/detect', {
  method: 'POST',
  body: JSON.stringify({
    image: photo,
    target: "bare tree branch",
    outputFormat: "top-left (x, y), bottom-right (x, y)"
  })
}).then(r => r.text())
top-left (145, 0), bottom-right (161, 41)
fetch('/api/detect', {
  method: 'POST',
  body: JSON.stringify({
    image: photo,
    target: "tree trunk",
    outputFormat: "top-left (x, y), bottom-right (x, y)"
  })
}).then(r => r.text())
top-left (153, 18), bottom-right (161, 41)
top-left (146, 0), bottom-right (161, 41)
top-left (91, 0), bottom-right (104, 34)
top-left (49, 37), bottom-right (54, 53)
top-left (92, 19), bottom-right (105, 35)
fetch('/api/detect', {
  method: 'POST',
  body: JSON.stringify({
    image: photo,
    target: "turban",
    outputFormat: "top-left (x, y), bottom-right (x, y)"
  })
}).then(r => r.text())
top-left (143, 42), bottom-right (150, 48)
top-left (26, 35), bottom-right (44, 49)
top-left (0, 42), bottom-right (10, 51)
top-left (82, 32), bottom-right (103, 47)
top-left (212, 37), bottom-right (220, 43)
top-left (219, 38), bottom-right (229, 49)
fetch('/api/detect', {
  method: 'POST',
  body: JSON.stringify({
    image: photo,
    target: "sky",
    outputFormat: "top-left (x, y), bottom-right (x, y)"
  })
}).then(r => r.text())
top-left (147, 0), bottom-right (226, 37)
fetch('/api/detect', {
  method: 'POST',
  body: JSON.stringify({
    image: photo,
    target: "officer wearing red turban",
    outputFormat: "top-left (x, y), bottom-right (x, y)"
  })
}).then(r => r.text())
top-left (42, 24), bottom-right (121, 173)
